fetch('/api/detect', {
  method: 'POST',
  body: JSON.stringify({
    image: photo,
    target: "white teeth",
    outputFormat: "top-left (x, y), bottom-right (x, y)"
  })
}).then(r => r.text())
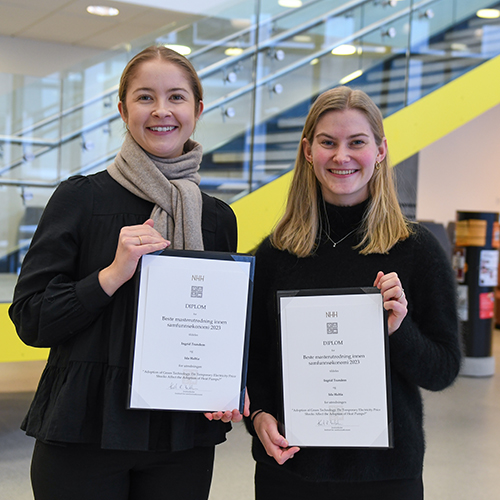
top-left (150, 126), bottom-right (175, 132)
top-left (330, 169), bottom-right (356, 175)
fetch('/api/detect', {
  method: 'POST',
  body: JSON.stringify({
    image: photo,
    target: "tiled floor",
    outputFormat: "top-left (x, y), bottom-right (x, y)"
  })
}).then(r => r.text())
top-left (2, 333), bottom-right (500, 499)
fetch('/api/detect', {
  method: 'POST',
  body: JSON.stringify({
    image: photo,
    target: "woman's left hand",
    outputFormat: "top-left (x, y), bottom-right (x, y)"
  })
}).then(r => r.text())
top-left (374, 271), bottom-right (407, 335)
top-left (203, 388), bottom-right (250, 423)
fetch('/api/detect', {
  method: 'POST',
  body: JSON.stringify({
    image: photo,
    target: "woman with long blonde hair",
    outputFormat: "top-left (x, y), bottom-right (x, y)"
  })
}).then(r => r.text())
top-left (271, 86), bottom-right (409, 257)
top-left (247, 86), bottom-right (460, 500)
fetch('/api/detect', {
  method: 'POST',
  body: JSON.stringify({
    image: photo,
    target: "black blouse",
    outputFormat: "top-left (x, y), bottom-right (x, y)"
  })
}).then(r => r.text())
top-left (9, 171), bottom-right (237, 451)
top-left (246, 201), bottom-right (461, 482)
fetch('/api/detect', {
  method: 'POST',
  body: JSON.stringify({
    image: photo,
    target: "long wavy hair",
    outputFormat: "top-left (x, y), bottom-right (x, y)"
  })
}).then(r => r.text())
top-left (270, 86), bottom-right (411, 257)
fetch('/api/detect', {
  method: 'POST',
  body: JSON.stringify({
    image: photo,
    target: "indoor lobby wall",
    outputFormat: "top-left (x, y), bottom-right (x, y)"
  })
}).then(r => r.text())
top-left (417, 102), bottom-right (500, 227)
top-left (0, 35), bottom-right (102, 77)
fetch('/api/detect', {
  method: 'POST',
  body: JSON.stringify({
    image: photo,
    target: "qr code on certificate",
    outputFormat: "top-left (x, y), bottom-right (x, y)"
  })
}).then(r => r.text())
top-left (191, 286), bottom-right (203, 298)
top-left (327, 322), bottom-right (338, 335)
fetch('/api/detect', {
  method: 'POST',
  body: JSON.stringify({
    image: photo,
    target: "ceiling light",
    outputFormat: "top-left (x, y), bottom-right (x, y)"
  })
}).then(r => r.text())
top-left (340, 70), bottom-right (363, 84)
top-left (278, 0), bottom-right (303, 8)
top-left (163, 44), bottom-right (192, 56)
top-left (225, 47), bottom-right (244, 56)
top-left (332, 44), bottom-right (357, 56)
top-left (477, 9), bottom-right (500, 19)
top-left (86, 5), bottom-right (119, 16)
top-left (230, 18), bottom-right (251, 29)
top-left (310, 58), bottom-right (319, 66)
top-left (451, 43), bottom-right (468, 51)
top-left (293, 35), bottom-right (312, 43)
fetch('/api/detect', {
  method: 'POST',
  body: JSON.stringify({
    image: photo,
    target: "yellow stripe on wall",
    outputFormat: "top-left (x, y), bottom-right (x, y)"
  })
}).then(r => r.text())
top-left (0, 303), bottom-right (49, 362)
top-left (233, 54), bottom-right (500, 253)
top-left (385, 55), bottom-right (500, 166)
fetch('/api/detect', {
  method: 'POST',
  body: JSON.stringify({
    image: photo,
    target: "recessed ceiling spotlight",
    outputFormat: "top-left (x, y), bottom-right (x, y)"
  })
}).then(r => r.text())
top-left (293, 35), bottom-right (312, 43)
top-left (477, 9), bottom-right (500, 19)
top-left (278, 0), bottom-right (302, 8)
top-left (225, 47), bottom-right (244, 56)
top-left (87, 5), bottom-right (119, 16)
top-left (163, 44), bottom-right (192, 56)
top-left (340, 70), bottom-right (363, 84)
top-left (332, 44), bottom-right (357, 56)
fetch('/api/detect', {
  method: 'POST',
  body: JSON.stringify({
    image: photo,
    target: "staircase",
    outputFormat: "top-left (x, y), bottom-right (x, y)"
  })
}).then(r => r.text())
top-left (1, 0), bottom-right (500, 270)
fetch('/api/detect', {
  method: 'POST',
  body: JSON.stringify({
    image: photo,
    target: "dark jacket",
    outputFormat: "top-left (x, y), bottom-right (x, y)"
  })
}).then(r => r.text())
top-left (9, 171), bottom-right (237, 451)
top-left (246, 200), bottom-right (461, 482)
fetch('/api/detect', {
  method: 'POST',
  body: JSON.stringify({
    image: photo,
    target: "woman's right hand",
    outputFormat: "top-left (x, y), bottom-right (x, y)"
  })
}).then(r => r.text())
top-left (252, 411), bottom-right (300, 465)
top-left (98, 219), bottom-right (169, 296)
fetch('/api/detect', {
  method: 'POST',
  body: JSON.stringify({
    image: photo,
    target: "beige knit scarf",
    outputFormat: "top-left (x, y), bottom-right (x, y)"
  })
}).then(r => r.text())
top-left (107, 132), bottom-right (204, 250)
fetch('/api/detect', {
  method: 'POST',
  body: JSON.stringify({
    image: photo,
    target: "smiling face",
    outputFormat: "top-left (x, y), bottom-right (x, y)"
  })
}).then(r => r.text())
top-left (302, 108), bottom-right (387, 206)
top-left (118, 59), bottom-right (203, 159)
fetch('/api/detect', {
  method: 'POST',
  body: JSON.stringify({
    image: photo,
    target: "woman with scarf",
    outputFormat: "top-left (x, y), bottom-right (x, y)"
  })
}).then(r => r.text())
top-left (9, 46), bottom-right (244, 500)
top-left (246, 86), bottom-right (461, 499)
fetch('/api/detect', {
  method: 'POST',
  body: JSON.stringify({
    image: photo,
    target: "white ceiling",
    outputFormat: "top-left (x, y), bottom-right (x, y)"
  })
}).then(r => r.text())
top-left (116, 0), bottom-right (230, 11)
top-left (0, 0), bottom-right (205, 50)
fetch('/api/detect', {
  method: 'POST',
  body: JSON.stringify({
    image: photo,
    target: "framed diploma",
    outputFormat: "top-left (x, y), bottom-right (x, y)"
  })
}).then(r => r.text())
top-left (277, 287), bottom-right (393, 448)
top-left (129, 249), bottom-right (255, 413)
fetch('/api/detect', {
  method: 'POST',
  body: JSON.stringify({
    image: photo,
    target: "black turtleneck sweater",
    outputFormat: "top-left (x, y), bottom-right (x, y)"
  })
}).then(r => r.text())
top-left (246, 200), bottom-right (461, 482)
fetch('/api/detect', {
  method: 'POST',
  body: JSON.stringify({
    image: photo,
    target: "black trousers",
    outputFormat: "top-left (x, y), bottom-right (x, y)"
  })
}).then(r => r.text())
top-left (31, 440), bottom-right (215, 500)
top-left (255, 462), bottom-right (424, 500)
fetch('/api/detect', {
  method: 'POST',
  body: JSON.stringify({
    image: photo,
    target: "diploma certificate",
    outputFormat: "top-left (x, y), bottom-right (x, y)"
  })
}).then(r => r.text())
top-left (129, 250), bottom-right (255, 413)
top-left (278, 288), bottom-right (392, 448)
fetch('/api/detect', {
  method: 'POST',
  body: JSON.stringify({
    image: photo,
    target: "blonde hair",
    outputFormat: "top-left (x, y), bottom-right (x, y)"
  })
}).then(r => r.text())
top-left (270, 86), bottom-right (411, 257)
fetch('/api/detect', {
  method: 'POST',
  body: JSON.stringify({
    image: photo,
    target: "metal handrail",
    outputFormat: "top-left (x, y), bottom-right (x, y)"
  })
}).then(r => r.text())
top-left (0, 0), bottom-right (372, 148)
top-left (205, 0), bottom-right (439, 112)
top-left (0, 150), bottom-right (120, 188)
top-left (0, 0), bottom-right (327, 147)
top-left (197, 0), bottom-right (371, 79)
top-left (185, 0), bottom-right (324, 59)
top-left (0, 0), bottom-right (446, 187)
top-left (2, 86), bottom-right (120, 146)
top-left (0, 111), bottom-right (121, 176)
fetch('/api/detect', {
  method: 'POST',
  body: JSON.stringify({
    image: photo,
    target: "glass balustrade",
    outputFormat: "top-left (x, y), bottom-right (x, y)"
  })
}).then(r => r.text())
top-left (1, 0), bottom-right (500, 291)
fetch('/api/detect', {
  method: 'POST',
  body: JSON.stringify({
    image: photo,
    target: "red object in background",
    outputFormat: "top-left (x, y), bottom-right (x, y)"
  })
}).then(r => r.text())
top-left (480, 292), bottom-right (495, 319)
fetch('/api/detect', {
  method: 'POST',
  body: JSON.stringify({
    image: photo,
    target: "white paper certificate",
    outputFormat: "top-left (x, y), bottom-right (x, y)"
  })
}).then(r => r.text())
top-left (129, 250), bottom-right (254, 413)
top-left (278, 288), bottom-right (392, 448)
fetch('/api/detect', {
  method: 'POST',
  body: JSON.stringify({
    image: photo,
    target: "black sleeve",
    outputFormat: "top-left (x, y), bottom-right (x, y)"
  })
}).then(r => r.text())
top-left (245, 239), bottom-right (282, 431)
top-left (201, 192), bottom-right (237, 252)
top-left (388, 225), bottom-right (461, 391)
top-left (9, 177), bottom-right (113, 348)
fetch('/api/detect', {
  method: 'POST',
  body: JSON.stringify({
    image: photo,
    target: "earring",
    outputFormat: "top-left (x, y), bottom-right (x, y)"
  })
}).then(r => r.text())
top-left (307, 160), bottom-right (314, 169)
top-left (375, 161), bottom-right (381, 170)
